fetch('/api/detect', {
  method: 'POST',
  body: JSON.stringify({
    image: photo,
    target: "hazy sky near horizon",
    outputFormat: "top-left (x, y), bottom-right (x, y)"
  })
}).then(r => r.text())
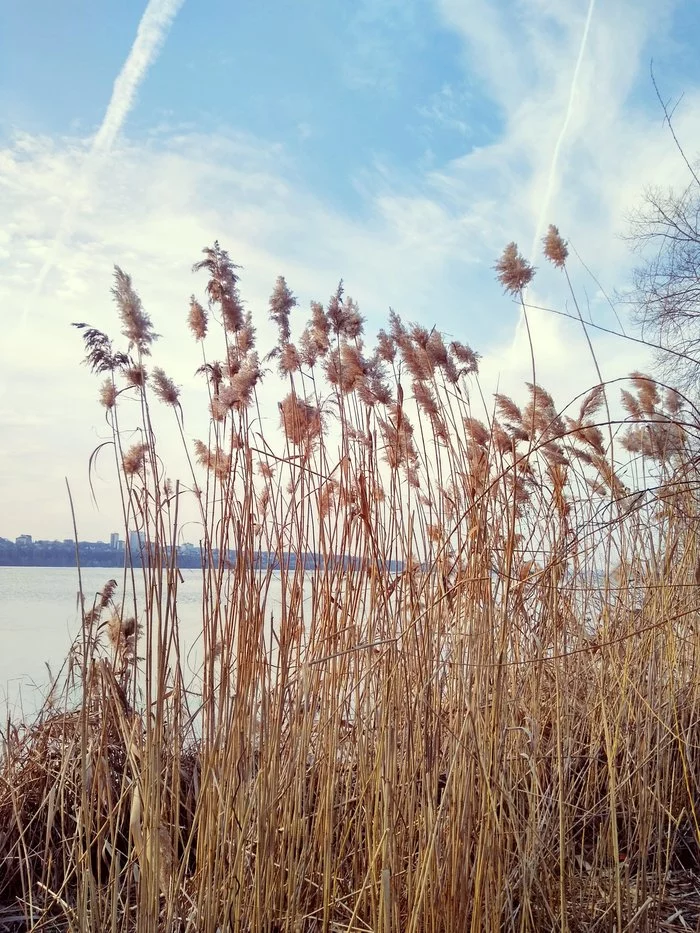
top-left (2, 0), bottom-right (700, 541)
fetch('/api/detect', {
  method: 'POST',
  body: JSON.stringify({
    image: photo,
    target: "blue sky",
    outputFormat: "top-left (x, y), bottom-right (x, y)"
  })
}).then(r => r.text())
top-left (2, 0), bottom-right (700, 538)
top-left (1, 0), bottom-right (489, 204)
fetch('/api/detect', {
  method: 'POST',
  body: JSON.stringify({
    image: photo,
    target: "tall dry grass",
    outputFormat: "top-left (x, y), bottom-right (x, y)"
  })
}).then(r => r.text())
top-left (2, 234), bottom-right (700, 932)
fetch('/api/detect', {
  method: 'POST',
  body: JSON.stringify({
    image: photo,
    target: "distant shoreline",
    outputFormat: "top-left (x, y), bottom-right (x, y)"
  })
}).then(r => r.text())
top-left (0, 544), bottom-right (403, 573)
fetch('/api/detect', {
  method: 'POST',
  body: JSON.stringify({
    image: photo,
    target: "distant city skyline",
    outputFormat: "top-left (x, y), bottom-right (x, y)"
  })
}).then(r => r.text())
top-left (4, 531), bottom-right (123, 545)
top-left (1, 531), bottom-right (200, 548)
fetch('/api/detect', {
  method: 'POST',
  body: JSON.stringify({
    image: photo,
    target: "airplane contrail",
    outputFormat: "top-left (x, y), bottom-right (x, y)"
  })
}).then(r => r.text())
top-left (530, 0), bottom-right (597, 262)
top-left (505, 0), bottom-right (596, 376)
top-left (91, 0), bottom-right (186, 156)
top-left (28, 0), bottom-right (186, 309)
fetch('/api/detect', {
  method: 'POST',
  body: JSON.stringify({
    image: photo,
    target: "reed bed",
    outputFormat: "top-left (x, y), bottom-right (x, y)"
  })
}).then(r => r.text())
top-left (2, 234), bottom-right (700, 932)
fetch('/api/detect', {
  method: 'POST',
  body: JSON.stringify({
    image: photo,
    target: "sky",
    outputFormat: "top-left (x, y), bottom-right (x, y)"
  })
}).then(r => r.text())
top-left (2, 0), bottom-right (700, 541)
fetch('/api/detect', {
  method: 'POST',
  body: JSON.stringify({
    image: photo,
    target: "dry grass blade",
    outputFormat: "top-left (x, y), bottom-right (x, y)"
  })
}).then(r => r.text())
top-left (3, 242), bottom-right (700, 932)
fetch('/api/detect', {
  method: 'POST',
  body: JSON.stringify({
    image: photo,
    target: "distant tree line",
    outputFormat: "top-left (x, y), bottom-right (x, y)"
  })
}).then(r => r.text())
top-left (0, 538), bottom-right (201, 568)
top-left (0, 538), bottom-right (401, 572)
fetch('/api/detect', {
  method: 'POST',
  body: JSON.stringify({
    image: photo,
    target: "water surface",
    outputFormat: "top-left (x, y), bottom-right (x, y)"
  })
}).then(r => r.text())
top-left (0, 566), bottom-right (289, 720)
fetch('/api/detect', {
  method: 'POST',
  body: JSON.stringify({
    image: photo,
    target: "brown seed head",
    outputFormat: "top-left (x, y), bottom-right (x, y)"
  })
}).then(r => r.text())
top-left (464, 416), bottom-right (490, 448)
top-left (413, 381), bottom-right (439, 419)
top-left (542, 225), bottom-right (568, 268)
top-left (380, 405), bottom-right (417, 470)
top-left (299, 327), bottom-right (319, 367)
top-left (620, 389), bottom-right (643, 420)
top-left (106, 613), bottom-right (139, 649)
top-left (410, 324), bottom-right (431, 348)
top-left (188, 296), bottom-right (208, 340)
top-left (194, 439), bottom-right (231, 479)
top-left (426, 330), bottom-right (449, 369)
top-left (339, 297), bottom-right (364, 339)
top-left (376, 329), bottom-right (396, 363)
top-left (125, 364), bottom-right (148, 388)
top-left (232, 357), bottom-right (261, 408)
top-left (578, 384), bottom-right (605, 423)
top-left (210, 395), bottom-right (227, 422)
top-left (196, 361), bottom-right (223, 394)
top-left (388, 309), bottom-right (406, 344)
top-left (226, 345), bottom-right (242, 379)
top-left (401, 342), bottom-right (434, 382)
top-left (97, 578), bottom-right (118, 610)
top-left (279, 393), bottom-right (323, 446)
top-left (222, 291), bottom-right (245, 333)
top-left (442, 357), bottom-right (460, 384)
top-left (325, 344), bottom-right (365, 394)
top-left (193, 242), bottom-right (244, 332)
top-left (630, 372), bottom-right (659, 415)
top-left (152, 367), bottom-right (180, 406)
top-left (575, 424), bottom-right (605, 455)
top-left (269, 276), bottom-right (296, 343)
top-left (123, 443), bottom-right (147, 476)
top-left (356, 353), bottom-right (392, 407)
top-left (100, 379), bottom-right (117, 409)
top-left (407, 467), bottom-right (421, 488)
top-left (311, 301), bottom-right (331, 342)
top-left (664, 388), bottom-right (682, 415)
top-left (279, 342), bottom-right (301, 376)
top-left (112, 267), bottom-right (157, 354)
top-left (493, 422), bottom-right (512, 454)
top-left (327, 282), bottom-right (345, 334)
top-left (318, 480), bottom-right (337, 519)
top-left (494, 394), bottom-right (522, 425)
top-left (450, 341), bottom-right (479, 374)
top-left (238, 312), bottom-right (256, 354)
top-left (495, 243), bottom-right (535, 293)
top-left (258, 486), bottom-right (270, 515)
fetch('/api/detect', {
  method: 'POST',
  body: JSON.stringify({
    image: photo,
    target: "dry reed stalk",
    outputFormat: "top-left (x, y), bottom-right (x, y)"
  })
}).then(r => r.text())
top-left (5, 243), bottom-right (700, 932)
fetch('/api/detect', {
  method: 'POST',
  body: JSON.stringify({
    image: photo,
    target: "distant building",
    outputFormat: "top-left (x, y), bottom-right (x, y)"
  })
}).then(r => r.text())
top-left (15, 534), bottom-right (32, 546)
top-left (129, 530), bottom-right (144, 552)
top-left (110, 532), bottom-right (120, 549)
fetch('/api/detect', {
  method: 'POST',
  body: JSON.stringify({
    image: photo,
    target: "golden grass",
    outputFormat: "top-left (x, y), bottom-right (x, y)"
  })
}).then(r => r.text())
top-left (3, 240), bottom-right (700, 932)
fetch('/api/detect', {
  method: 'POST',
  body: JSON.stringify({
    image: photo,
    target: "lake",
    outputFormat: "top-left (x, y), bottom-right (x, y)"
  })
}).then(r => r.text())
top-left (0, 566), bottom-right (289, 721)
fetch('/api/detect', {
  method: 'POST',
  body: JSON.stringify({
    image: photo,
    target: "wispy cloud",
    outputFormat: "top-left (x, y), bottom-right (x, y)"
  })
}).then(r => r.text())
top-left (27, 0), bottom-right (186, 309)
top-left (418, 84), bottom-right (472, 137)
top-left (529, 0), bottom-right (597, 259)
top-left (342, 0), bottom-right (421, 93)
top-left (3, 0), bottom-right (700, 539)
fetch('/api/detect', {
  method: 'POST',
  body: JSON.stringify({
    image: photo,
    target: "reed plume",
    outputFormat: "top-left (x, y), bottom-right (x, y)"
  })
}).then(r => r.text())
top-left (495, 242), bottom-right (535, 293)
top-left (99, 379), bottom-right (117, 409)
top-left (279, 393), bottom-right (323, 446)
top-left (10, 240), bottom-right (700, 933)
top-left (188, 295), bottom-right (208, 340)
top-left (542, 224), bottom-right (569, 268)
top-left (112, 266), bottom-right (157, 354)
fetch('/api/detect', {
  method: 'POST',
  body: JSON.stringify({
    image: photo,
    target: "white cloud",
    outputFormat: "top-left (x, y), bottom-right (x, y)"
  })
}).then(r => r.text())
top-left (297, 122), bottom-right (313, 142)
top-left (342, 0), bottom-right (422, 92)
top-left (28, 0), bottom-right (186, 315)
top-left (418, 84), bottom-right (472, 137)
top-left (3, 0), bottom-right (700, 539)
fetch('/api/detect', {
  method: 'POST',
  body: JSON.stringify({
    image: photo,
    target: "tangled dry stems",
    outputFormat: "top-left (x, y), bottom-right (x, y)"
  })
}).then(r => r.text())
top-left (3, 241), bottom-right (700, 932)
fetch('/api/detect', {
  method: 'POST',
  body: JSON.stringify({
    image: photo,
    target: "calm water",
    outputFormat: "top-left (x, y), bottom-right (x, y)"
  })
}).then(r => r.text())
top-left (0, 566), bottom-right (288, 720)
